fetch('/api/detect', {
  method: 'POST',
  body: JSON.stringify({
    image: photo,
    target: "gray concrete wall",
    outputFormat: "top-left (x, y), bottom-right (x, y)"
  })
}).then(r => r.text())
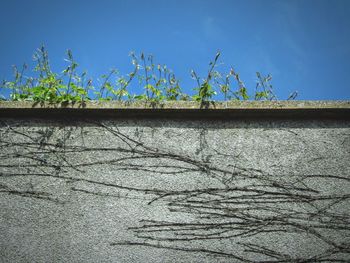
top-left (0, 102), bottom-right (350, 262)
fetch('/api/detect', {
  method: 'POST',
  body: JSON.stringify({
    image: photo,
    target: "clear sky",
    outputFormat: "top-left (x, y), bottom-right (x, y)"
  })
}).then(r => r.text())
top-left (0, 0), bottom-right (349, 100)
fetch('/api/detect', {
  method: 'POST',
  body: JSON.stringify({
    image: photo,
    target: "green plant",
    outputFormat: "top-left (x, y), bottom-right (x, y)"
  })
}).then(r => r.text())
top-left (132, 52), bottom-right (185, 103)
top-left (3, 45), bottom-right (93, 103)
top-left (190, 51), bottom-right (284, 102)
top-left (0, 45), bottom-right (297, 103)
top-left (62, 49), bottom-right (90, 102)
top-left (191, 51), bottom-right (220, 102)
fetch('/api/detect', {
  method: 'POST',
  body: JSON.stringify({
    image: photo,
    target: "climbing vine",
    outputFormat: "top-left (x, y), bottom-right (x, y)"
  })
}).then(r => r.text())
top-left (0, 119), bottom-right (349, 262)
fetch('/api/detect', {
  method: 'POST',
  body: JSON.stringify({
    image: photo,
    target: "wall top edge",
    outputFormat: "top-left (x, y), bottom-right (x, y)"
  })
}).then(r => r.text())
top-left (0, 101), bottom-right (349, 119)
top-left (0, 100), bottom-right (349, 109)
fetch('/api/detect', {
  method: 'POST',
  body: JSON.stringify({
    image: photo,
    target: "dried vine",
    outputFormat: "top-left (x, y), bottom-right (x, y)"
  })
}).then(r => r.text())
top-left (0, 119), bottom-right (349, 262)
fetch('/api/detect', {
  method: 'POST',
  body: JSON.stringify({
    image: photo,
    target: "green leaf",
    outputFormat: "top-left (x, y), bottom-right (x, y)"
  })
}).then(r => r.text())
top-left (134, 94), bottom-right (147, 100)
top-left (240, 87), bottom-right (249, 100)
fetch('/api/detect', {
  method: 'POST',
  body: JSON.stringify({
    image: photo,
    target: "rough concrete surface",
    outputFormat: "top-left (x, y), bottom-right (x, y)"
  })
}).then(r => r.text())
top-left (0, 116), bottom-right (349, 262)
top-left (1, 100), bottom-right (350, 109)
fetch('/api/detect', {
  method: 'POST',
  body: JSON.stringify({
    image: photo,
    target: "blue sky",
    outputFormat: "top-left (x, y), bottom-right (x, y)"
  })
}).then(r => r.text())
top-left (0, 0), bottom-right (349, 100)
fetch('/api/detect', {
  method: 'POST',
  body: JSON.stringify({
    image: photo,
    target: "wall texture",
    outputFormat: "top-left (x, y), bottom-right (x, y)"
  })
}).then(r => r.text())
top-left (1, 102), bottom-right (350, 262)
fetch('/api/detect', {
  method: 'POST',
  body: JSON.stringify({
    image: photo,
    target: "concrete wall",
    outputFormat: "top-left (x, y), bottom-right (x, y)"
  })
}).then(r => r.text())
top-left (0, 102), bottom-right (350, 262)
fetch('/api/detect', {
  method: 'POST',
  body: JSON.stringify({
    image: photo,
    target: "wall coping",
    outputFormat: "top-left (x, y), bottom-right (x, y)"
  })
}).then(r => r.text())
top-left (0, 101), bottom-right (349, 119)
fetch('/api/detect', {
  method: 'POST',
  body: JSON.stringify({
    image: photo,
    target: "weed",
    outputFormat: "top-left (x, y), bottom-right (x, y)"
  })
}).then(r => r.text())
top-left (0, 46), bottom-right (297, 103)
top-left (133, 52), bottom-right (185, 102)
top-left (191, 51), bottom-right (220, 103)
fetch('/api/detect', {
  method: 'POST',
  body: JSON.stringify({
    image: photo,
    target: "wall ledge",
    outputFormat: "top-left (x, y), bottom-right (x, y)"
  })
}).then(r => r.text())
top-left (0, 100), bottom-right (349, 119)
